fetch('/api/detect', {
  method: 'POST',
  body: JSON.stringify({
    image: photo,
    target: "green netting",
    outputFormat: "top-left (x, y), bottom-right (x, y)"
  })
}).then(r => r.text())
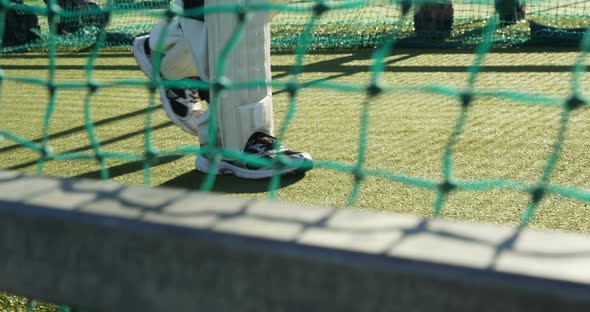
top-left (1, 0), bottom-right (590, 230)
top-left (1, 0), bottom-right (590, 52)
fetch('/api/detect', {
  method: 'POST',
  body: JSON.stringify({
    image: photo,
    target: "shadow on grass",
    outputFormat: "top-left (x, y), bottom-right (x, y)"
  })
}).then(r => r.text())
top-left (0, 52), bottom-right (133, 59)
top-left (4, 122), bottom-right (173, 171)
top-left (271, 49), bottom-right (580, 81)
top-left (271, 51), bottom-right (418, 81)
top-left (0, 106), bottom-right (164, 156)
top-left (160, 170), bottom-right (307, 194)
top-left (1, 64), bottom-right (140, 71)
top-left (74, 154), bottom-right (184, 180)
top-left (74, 153), bottom-right (307, 194)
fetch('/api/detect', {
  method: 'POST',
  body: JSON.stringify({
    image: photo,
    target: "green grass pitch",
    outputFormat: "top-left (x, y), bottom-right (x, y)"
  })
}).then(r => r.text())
top-left (2, 47), bottom-right (590, 236)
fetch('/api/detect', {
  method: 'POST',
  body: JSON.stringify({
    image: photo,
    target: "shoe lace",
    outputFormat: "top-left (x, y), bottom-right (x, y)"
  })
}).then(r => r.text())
top-left (186, 89), bottom-right (199, 103)
top-left (248, 133), bottom-right (287, 154)
top-left (182, 89), bottom-right (200, 105)
top-left (169, 88), bottom-right (199, 106)
top-left (165, 88), bottom-right (203, 118)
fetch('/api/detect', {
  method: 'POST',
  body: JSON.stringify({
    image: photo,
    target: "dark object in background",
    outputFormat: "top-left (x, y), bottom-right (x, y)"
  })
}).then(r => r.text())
top-left (2, 0), bottom-right (41, 47)
top-left (528, 20), bottom-right (588, 42)
top-left (413, 0), bottom-right (454, 39)
top-left (495, 0), bottom-right (526, 26)
top-left (529, 20), bottom-right (588, 35)
top-left (45, 0), bottom-right (108, 34)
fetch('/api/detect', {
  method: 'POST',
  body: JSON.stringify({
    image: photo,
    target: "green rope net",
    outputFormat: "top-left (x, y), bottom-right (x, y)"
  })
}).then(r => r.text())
top-left (2, 0), bottom-right (590, 52)
top-left (1, 0), bottom-right (590, 229)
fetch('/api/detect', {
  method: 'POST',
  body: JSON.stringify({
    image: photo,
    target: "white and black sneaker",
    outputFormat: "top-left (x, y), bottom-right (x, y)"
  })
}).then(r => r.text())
top-left (133, 35), bottom-right (207, 137)
top-left (160, 86), bottom-right (206, 136)
top-left (195, 132), bottom-right (313, 179)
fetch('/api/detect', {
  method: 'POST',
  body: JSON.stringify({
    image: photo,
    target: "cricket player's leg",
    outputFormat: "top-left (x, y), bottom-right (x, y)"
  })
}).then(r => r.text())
top-left (184, 0), bottom-right (311, 179)
top-left (132, 14), bottom-right (208, 137)
top-left (135, 0), bottom-right (312, 178)
top-left (131, 0), bottom-right (292, 140)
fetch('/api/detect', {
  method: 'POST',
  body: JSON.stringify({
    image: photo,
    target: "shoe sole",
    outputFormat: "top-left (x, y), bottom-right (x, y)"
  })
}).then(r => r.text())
top-left (195, 155), bottom-right (308, 179)
top-left (132, 35), bottom-right (153, 78)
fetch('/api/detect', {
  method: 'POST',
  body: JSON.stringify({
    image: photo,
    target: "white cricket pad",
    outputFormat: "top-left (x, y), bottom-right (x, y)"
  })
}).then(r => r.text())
top-left (149, 18), bottom-right (198, 79)
top-left (205, 0), bottom-right (273, 152)
top-left (180, 18), bottom-right (210, 81)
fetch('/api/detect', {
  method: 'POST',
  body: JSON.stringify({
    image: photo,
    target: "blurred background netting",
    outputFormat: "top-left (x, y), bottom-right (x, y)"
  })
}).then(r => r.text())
top-left (2, 0), bottom-right (590, 53)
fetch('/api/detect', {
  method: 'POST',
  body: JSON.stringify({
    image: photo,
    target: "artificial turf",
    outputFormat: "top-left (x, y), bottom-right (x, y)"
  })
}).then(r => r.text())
top-left (2, 47), bottom-right (590, 235)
